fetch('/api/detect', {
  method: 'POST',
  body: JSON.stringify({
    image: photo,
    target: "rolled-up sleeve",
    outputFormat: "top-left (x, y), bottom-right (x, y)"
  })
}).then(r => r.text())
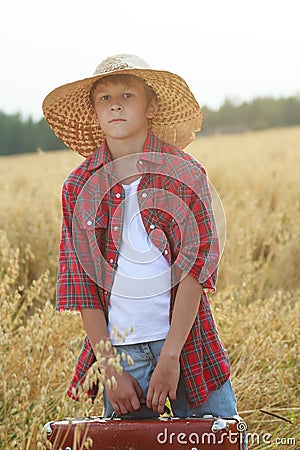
top-left (174, 165), bottom-right (220, 292)
top-left (56, 182), bottom-right (103, 311)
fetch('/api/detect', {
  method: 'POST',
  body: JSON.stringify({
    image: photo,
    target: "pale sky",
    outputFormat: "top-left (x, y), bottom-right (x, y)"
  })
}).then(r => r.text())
top-left (1, 0), bottom-right (299, 120)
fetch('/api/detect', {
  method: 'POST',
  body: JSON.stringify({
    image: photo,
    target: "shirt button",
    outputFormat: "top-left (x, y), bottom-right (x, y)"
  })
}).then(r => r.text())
top-left (138, 160), bottom-right (143, 165)
top-left (150, 224), bottom-right (155, 230)
top-left (113, 226), bottom-right (119, 231)
top-left (109, 258), bottom-right (114, 264)
top-left (164, 249), bottom-right (168, 255)
top-left (116, 193), bottom-right (121, 198)
top-left (142, 192), bottom-right (147, 198)
top-left (87, 220), bottom-right (92, 226)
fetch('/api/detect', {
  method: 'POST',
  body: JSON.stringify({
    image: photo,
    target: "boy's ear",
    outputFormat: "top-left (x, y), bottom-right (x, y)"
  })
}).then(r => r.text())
top-left (146, 99), bottom-right (158, 119)
top-left (93, 110), bottom-right (100, 124)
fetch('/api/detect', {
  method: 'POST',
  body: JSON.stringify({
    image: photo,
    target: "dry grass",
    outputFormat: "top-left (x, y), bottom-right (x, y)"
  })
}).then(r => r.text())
top-left (0, 127), bottom-right (299, 449)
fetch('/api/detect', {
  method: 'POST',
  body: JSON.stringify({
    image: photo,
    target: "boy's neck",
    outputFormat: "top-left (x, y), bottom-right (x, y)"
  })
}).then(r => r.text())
top-left (105, 129), bottom-right (149, 184)
top-left (106, 129), bottom-right (148, 160)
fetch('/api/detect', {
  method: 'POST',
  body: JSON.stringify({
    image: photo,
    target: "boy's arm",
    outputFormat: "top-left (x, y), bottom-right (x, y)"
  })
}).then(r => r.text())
top-left (146, 273), bottom-right (203, 414)
top-left (80, 309), bottom-right (144, 415)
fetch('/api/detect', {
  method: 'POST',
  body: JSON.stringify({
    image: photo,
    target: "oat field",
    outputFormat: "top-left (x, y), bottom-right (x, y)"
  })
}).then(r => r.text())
top-left (0, 127), bottom-right (299, 449)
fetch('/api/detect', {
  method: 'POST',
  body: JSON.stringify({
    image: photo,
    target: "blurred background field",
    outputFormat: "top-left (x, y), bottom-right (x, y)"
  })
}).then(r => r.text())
top-left (0, 126), bottom-right (299, 449)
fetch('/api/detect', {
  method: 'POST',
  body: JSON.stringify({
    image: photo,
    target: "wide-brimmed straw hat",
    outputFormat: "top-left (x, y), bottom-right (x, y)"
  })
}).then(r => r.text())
top-left (42, 54), bottom-right (202, 157)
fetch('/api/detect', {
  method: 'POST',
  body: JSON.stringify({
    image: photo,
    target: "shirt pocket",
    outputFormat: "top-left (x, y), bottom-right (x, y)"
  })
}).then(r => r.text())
top-left (73, 209), bottom-right (109, 263)
top-left (76, 209), bottom-right (109, 230)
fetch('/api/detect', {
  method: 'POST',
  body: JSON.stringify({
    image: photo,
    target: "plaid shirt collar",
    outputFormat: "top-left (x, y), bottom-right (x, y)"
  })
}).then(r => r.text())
top-left (87, 131), bottom-right (165, 173)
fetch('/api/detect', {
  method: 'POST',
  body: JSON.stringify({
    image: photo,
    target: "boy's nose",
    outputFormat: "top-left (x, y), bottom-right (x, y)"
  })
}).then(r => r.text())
top-left (110, 103), bottom-right (123, 111)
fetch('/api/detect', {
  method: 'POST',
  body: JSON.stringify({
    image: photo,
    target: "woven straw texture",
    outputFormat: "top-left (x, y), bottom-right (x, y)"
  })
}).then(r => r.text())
top-left (42, 56), bottom-right (202, 157)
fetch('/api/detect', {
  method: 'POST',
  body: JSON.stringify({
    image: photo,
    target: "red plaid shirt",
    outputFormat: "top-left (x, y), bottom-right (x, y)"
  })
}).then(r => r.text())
top-left (57, 132), bottom-right (230, 407)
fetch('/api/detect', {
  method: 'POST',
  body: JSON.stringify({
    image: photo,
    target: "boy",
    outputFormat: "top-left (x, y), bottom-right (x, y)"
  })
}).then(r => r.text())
top-left (43, 54), bottom-right (237, 419)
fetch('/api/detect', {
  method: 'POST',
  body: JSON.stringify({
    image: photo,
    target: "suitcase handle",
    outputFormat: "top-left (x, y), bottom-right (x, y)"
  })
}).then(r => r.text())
top-left (109, 401), bottom-right (173, 420)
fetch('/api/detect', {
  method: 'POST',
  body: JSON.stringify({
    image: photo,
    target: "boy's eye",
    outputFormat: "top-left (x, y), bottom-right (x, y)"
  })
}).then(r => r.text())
top-left (101, 95), bottom-right (110, 101)
top-left (123, 93), bottom-right (132, 98)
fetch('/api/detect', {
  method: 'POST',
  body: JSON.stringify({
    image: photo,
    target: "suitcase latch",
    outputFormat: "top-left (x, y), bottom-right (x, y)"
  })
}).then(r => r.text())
top-left (211, 418), bottom-right (229, 432)
top-left (44, 421), bottom-right (54, 435)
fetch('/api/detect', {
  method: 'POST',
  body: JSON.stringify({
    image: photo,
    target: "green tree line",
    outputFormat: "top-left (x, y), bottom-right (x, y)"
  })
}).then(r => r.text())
top-left (1, 95), bottom-right (300, 155)
top-left (201, 95), bottom-right (300, 134)
top-left (0, 112), bottom-right (66, 156)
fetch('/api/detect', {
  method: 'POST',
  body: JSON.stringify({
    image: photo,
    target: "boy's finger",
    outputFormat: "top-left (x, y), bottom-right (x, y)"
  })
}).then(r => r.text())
top-left (112, 402), bottom-right (121, 416)
top-left (133, 378), bottom-right (143, 397)
top-left (150, 391), bottom-right (160, 412)
top-left (119, 402), bottom-right (130, 415)
top-left (157, 398), bottom-right (167, 414)
top-left (125, 399), bottom-right (135, 413)
top-left (130, 394), bottom-right (141, 411)
top-left (146, 387), bottom-right (154, 409)
top-left (169, 389), bottom-right (177, 401)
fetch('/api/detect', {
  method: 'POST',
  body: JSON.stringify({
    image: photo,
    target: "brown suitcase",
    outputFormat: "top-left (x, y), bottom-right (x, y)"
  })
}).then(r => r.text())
top-left (44, 414), bottom-right (246, 449)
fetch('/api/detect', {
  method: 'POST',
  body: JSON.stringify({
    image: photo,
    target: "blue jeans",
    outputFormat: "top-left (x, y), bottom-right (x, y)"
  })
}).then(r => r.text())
top-left (104, 339), bottom-right (238, 418)
top-left (104, 340), bottom-right (247, 449)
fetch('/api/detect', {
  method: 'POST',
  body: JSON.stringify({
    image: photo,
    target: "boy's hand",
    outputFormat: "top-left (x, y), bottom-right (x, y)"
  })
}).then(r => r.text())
top-left (146, 356), bottom-right (180, 414)
top-left (105, 370), bottom-right (144, 416)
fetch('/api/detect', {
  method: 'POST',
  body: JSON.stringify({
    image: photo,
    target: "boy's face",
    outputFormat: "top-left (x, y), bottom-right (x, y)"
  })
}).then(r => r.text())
top-left (92, 76), bottom-right (157, 143)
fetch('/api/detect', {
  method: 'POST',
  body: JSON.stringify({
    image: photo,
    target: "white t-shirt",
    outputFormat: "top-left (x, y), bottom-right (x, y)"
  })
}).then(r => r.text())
top-left (108, 178), bottom-right (171, 345)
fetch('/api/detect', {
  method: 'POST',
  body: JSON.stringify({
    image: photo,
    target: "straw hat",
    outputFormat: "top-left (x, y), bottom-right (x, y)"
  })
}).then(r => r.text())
top-left (42, 54), bottom-right (202, 157)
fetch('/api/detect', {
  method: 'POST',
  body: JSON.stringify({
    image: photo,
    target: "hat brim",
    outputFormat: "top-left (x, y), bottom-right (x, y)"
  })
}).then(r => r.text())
top-left (42, 68), bottom-right (202, 157)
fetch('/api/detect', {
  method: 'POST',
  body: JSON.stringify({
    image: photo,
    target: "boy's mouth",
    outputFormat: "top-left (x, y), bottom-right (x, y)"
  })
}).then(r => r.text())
top-left (109, 118), bottom-right (126, 123)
